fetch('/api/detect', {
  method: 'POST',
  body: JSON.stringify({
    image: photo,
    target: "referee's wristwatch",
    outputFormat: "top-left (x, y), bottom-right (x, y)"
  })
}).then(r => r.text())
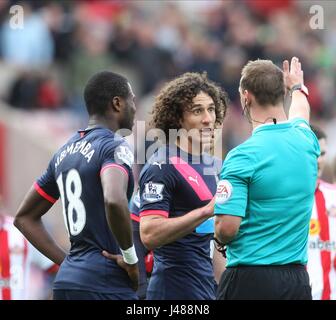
top-left (289, 83), bottom-right (309, 98)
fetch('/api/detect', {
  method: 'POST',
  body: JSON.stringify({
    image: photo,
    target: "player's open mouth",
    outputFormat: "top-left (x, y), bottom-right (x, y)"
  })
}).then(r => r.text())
top-left (200, 128), bottom-right (213, 135)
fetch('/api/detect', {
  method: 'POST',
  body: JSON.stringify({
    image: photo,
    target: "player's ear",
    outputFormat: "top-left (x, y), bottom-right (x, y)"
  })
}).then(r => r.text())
top-left (242, 90), bottom-right (249, 101)
top-left (243, 90), bottom-right (254, 107)
top-left (111, 96), bottom-right (123, 112)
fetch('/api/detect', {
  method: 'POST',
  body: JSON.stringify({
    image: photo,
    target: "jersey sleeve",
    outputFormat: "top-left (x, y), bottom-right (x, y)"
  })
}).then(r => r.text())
top-left (129, 188), bottom-right (141, 222)
top-left (100, 140), bottom-right (134, 178)
top-left (35, 159), bottom-right (59, 203)
top-left (291, 118), bottom-right (320, 157)
top-left (214, 147), bottom-right (255, 217)
top-left (139, 164), bottom-right (176, 218)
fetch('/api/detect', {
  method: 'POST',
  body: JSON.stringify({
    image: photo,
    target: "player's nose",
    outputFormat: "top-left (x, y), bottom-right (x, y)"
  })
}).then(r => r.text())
top-left (202, 110), bottom-right (213, 124)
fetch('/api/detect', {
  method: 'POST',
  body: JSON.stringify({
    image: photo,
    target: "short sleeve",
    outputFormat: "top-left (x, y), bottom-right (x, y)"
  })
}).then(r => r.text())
top-left (291, 118), bottom-right (320, 156)
top-left (100, 141), bottom-right (134, 178)
top-left (129, 189), bottom-right (141, 222)
top-left (214, 148), bottom-right (255, 217)
top-left (35, 159), bottom-right (59, 203)
top-left (139, 164), bottom-right (176, 218)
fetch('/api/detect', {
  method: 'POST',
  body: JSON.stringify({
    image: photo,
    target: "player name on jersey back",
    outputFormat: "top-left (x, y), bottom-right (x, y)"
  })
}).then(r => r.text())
top-left (55, 140), bottom-right (95, 170)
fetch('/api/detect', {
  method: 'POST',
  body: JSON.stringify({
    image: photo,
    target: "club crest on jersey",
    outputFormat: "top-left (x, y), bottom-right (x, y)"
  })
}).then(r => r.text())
top-left (216, 180), bottom-right (232, 204)
top-left (115, 145), bottom-right (134, 167)
top-left (143, 182), bottom-right (164, 203)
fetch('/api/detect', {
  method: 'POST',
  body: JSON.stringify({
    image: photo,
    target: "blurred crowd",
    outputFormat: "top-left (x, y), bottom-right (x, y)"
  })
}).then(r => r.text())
top-left (0, 0), bottom-right (335, 178)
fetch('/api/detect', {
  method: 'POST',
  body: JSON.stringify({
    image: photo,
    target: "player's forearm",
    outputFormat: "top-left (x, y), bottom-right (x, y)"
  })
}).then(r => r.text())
top-left (140, 206), bottom-right (211, 250)
top-left (288, 90), bottom-right (310, 122)
top-left (105, 200), bottom-right (133, 250)
top-left (214, 215), bottom-right (241, 245)
top-left (14, 216), bottom-right (66, 265)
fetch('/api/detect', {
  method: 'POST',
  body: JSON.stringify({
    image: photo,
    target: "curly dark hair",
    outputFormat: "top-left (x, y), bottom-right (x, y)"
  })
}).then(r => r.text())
top-left (151, 72), bottom-right (228, 138)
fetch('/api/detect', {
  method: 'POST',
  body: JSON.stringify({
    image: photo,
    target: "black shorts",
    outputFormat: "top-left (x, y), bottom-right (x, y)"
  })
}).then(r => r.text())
top-left (216, 264), bottom-right (312, 300)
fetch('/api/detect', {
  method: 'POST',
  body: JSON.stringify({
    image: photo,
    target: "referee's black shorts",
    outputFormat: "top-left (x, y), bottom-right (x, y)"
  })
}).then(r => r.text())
top-left (217, 264), bottom-right (312, 300)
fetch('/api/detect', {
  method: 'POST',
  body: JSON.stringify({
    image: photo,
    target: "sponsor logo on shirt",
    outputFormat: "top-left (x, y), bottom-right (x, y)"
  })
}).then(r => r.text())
top-left (309, 219), bottom-right (320, 236)
top-left (152, 161), bottom-right (164, 170)
top-left (188, 175), bottom-right (199, 186)
top-left (143, 182), bottom-right (164, 203)
top-left (215, 180), bottom-right (232, 204)
top-left (309, 239), bottom-right (336, 251)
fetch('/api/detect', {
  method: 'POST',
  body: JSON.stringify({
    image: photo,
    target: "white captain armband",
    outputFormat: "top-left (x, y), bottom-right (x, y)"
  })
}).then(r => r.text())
top-left (120, 245), bottom-right (138, 265)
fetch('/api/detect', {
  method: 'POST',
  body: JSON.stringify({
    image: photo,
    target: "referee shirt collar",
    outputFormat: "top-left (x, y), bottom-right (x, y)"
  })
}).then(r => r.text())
top-left (253, 120), bottom-right (291, 134)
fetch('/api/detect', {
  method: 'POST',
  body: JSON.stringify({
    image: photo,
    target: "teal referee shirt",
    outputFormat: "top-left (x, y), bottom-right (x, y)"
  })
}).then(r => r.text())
top-left (214, 118), bottom-right (320, 267)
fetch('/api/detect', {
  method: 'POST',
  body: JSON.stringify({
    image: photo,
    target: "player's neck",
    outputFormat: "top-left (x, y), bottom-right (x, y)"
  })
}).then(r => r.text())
top-left (250, 104), bottom-right (287, 130)
top-left (175, 137), bottom-right (209, 156)
top-left (87, 116), bottom-right (119, 132)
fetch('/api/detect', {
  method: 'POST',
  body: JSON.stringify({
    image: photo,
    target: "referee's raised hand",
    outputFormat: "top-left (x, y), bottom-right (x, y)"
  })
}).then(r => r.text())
top-left (283, 56), bottom-right (304, 90)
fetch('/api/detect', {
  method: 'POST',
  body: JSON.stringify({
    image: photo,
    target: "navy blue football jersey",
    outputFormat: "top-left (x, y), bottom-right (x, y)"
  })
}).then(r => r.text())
top-left (138, 144), bottom-right (221, 300)
top-left (129, 188), bottom-right (141, 224)
top-left (35, 127), bottom-right (136, 296)
top-left (128, 190), bottom-right (149, 299)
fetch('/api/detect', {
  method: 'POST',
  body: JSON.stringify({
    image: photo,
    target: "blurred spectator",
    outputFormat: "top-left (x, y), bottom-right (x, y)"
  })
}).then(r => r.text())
top-left (0, 195), bottom-right (58, 300)
top-left (7, 71), bottom-right (63, 110)
top-left (37, 74), bottom-right (63, 110)
top-left (307, 125), bottom-right (336, 300)
top-left (42, 2), bottom-right (75, 64)
top-left (0, 1), bottom-right (10, 26)
top-left (1, 2), bottom-right (54, 68)
top-left (246, 0), bottom-right (294, 17)
top-left (130, 21), bottom-right (177, 94)
top-left (0, 0), bottom-right (334, 173)
top-left (0, 0), bottom-right (335, 300)
top-left (7, 71), bottom-right (40, 109)
top-left (66, 10), bottom-right (114, 115)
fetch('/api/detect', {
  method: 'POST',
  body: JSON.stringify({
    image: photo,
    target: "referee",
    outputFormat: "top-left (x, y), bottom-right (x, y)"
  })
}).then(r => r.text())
top-left (214, 57), bottom-right (320, 300)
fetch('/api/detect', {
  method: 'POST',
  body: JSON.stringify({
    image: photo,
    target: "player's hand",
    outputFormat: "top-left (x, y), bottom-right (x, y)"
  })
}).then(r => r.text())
top-left (204, 196), bottom-right (216, 218)
top-left (283, 57), bottom-right (304, 90)
top-left (102, 250), bottom-right (139, 291)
